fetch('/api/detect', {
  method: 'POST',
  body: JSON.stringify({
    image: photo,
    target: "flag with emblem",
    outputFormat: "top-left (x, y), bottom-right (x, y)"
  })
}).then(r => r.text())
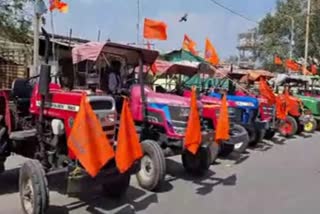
top-left (67, 94), bottom-right (115, 177)
top-left (205, 38), bottom-right (219, 65)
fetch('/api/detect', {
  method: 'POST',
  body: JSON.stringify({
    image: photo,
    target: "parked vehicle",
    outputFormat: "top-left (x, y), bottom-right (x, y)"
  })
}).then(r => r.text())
top-left (71, 42), bottom-right (215, 191)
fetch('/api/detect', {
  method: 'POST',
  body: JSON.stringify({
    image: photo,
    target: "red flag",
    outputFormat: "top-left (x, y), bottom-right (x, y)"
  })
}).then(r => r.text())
top-left (115, 98), bottom-right (143, 173)
top-left (274, 56), bottom-right (282, 65)
top-left (215, 94), bottom-right (230, 142)
top-left (67, 94), bottom-right (115, 177)
top-left (286, 59), bottom-right (300, 71)
top-left (49, 0), bottom-right (69, 13)
top-left (259, 78), bottom-right (276, 105)
top-left (184, 87), bottom-right (202, 155)
top-left (205, 38), bottom-right (220, 65)
top-left (182, 34), bottom-right (197, 55)
top-left (311, 64), bottom-right (318, 75)
top-left (143, 18), bottom-right (168, 40)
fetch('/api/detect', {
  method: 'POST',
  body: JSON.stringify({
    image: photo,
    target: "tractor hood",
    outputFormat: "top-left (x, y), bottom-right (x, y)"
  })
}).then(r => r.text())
top-left (209, 92), bottom-right (258, 109)
top-left (295, 94), bottom-right (320, 115)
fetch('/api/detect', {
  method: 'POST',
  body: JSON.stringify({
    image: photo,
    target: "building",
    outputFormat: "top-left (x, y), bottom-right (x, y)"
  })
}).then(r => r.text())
top-left (237, 28), bottom-right (259, 69)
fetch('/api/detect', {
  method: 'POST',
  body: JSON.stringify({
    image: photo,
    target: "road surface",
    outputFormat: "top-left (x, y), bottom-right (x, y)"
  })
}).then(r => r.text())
top-left (1, 132), bottom-right (320, 214)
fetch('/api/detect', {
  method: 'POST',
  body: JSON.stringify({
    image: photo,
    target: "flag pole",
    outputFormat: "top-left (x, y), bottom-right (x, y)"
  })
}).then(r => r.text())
top-left (32, 0), bottom-right (41, 77)
top-left (136, 0), bottom-right (140, 46)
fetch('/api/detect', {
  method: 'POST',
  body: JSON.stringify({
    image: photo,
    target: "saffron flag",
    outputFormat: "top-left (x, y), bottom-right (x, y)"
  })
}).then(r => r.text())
top-left (259, 78), bottom-right (276, 105)
top-left (302, 66), bottom-right (312, 76)
top-left (274, 56), bottom-right (283, 65)
top-left (184, 87), bottom-right (202, 155)
top-left (143, 18), bottom-right (168, 40)
top-left (115, 98), bottom-right (143, 173)
top-left (205, 38), bottom-right (220, 65)
top-left (67, 94), bottom-right (115, 177)
top-left (49, 0), bottom-right (69, 13)
top-left (285, 59), bottom-right (300, 71)
top-left (182, 34), bottom-right (197, 55)
top-left (215, 94), bottom-right (230, 142)
top-left (311, 64), bottom-right (318, 75)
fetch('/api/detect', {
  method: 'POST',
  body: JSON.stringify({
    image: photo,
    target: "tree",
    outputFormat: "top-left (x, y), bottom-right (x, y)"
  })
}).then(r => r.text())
top-left (257, 0), bottom-right (320, 71)
top-left (0, 0), bottom-right (33, 43)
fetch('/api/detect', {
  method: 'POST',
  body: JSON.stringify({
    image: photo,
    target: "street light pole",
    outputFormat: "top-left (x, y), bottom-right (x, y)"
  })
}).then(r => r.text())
top-left (32, 0), bottom-right (41, 77)
top-left (283, 15), bottom-right (295, 59)
top-left (304, 0), bottom-right (312, 67)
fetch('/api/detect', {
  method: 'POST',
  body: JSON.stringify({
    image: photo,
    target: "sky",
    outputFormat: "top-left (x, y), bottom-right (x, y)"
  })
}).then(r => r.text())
top-left (47, 0), bottom-right (278, 59)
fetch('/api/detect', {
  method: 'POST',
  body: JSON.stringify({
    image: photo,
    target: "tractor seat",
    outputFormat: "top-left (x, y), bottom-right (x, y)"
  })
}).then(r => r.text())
top-left (11, 79), bottom-right (33, 109)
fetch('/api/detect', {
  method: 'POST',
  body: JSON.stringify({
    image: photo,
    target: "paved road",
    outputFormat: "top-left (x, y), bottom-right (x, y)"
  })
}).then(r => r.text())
top-left (1, 132), bottom-right (320, 214)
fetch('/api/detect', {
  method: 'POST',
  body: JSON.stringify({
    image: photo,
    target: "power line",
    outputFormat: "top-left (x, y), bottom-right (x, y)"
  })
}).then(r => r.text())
top-left (208, 0), bottom-right (258, 24)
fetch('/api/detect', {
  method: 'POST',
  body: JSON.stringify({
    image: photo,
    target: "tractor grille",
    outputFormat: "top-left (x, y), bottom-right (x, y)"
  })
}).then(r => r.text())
top-left (261, 105), bottom-right (274, 121)
top-left (215, 107), bottom-right (242, 124)
top-left (168, 106), bottom-right (190, 135)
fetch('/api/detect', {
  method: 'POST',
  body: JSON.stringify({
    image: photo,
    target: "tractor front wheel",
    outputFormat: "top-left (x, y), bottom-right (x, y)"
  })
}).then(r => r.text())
top-left (304, 120), bottom-right (317, 133)
top-left (264, 129), bottom-right (276, 140)
top-left (19, 160), bottom-right (49, 214)
top-left (219, 144), bottom-right (234, 157)
top-left (182, 145), bottom-right (211, 175)
top-left (136, 140), bottom-right (166, 191)
top-left (232, 124), bottom-right (249, 153)
top-left (278, 116), bottom-right (298, 137)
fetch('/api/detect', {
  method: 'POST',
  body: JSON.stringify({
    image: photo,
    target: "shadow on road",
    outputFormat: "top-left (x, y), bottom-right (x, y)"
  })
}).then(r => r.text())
top-left (272, 136), bottom-right (287, 145)
top-left (165, 159), bottom-right (237, 196)
top-left (249, 141), bottom-right (274, 152)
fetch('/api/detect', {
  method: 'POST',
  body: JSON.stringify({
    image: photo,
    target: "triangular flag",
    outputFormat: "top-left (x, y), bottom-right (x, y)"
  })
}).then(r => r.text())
top-left (67, 94), bottom-right (115, 177)
top-left (215, 94), bottom-right (230, 142)
top-left (115, 98), bottom-right (143, 173)
top-left (259, 78), bottom-right (276, 105)
top-left (184, 87), bottom-right (202, 155)
top-left (182, 34), bottom-right (197, 55)
top-left (274, 55), bottom-right (283, 65)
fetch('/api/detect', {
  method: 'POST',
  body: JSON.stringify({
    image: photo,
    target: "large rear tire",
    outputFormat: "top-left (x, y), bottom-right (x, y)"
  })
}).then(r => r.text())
top-left (246, 126), bottom-right (265, 147)
top-left (219, 144), bottom-right (235, 157)
top-left (182, 145), bottom-right (211, 175)
top-left (136, 140), bottom-right (166, 191)
top-left (278, 116), bottom-right (298, 137)
top-left (102, 174), bottom-right (130, 198)
top-left (232, 124), bottom-right (249, 153)
top-left (19, 160), bottom-right (49, 214)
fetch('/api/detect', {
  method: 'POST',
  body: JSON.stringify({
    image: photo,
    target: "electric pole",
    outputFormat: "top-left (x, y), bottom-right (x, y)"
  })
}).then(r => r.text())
top-left (32, 0), bottom-right (41, 77)
top-left (304, 0), bottom-right (311, 67)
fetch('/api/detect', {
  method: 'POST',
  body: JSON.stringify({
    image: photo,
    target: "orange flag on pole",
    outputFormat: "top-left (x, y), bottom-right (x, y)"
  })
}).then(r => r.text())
top-left (274, 55), bottom-right (283, 65)
top-left (115, 98), bottom-right (143, 173)
top-left (311, 64), bottom-right (318, 75)
top-left (143, 18), bottom-right (168, 40)
top-left (215, 94), bottom-right (230, 142)
top-left (184, 87), bottom-right (202, 155)
top-left (285, 59), bottom-right (300, 71)
top-left (49, 0), bottom-right (69, 13)
top-left (259, 78), bottom-right (276, 105)
top-left (67, 94), bottom-right (115, 177)
top-left (182, 34), bottom-right (197, 55)
top-left (205, 38), bottom-right (220, 65)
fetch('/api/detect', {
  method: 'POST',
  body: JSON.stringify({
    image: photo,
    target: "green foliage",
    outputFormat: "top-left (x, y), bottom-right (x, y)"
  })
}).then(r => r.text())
top-left (257, 0), bottom-right (320, 70)
top-left (0, 0), bottom-right (33, 43)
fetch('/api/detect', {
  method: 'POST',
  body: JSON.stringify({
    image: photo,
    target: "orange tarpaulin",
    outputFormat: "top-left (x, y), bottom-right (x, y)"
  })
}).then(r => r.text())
top-left (115, 98), bottom-right (143, 173)
top-left (182, 34), bottom-right (197, 56)
top-left (274, 56), bottom-right (283, 65)
top-left (215, 94), bottom-right (230, 142)
top-left (205, 38), bottom-right (220, 65)
top-left (49, 0), bottom-right (69, 13)
top-left (259, 78), bottom-right (276, 105)
top-left (184, 87), bottom-right (202, 155)
top-left (67, 94), bottom-right (115, 177)
top-left (286, 59), bottom-right (300, 71)
top-left (143, 18), bottom-right (168, 40)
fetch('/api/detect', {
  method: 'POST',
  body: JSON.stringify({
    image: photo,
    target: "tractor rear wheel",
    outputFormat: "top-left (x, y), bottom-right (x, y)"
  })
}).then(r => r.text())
top-left (136, 140), bottom-right (166, 191)
top-left (304, 119), bottom-right (317, 133)
top-left (102, 174), bottom-right (130, 198)
top-left (182, 145), bottom-right (211, 175)
top-left (278, 116), bottom-right (298, 137)
top-left (219, 144), bottom-right (234, 157)
top-left (19, 160), bottom-right (49, 214)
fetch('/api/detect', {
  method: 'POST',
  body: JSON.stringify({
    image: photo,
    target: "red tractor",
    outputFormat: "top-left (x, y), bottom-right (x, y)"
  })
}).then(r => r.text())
top-left (0, 39), bottom-right (140, 213)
